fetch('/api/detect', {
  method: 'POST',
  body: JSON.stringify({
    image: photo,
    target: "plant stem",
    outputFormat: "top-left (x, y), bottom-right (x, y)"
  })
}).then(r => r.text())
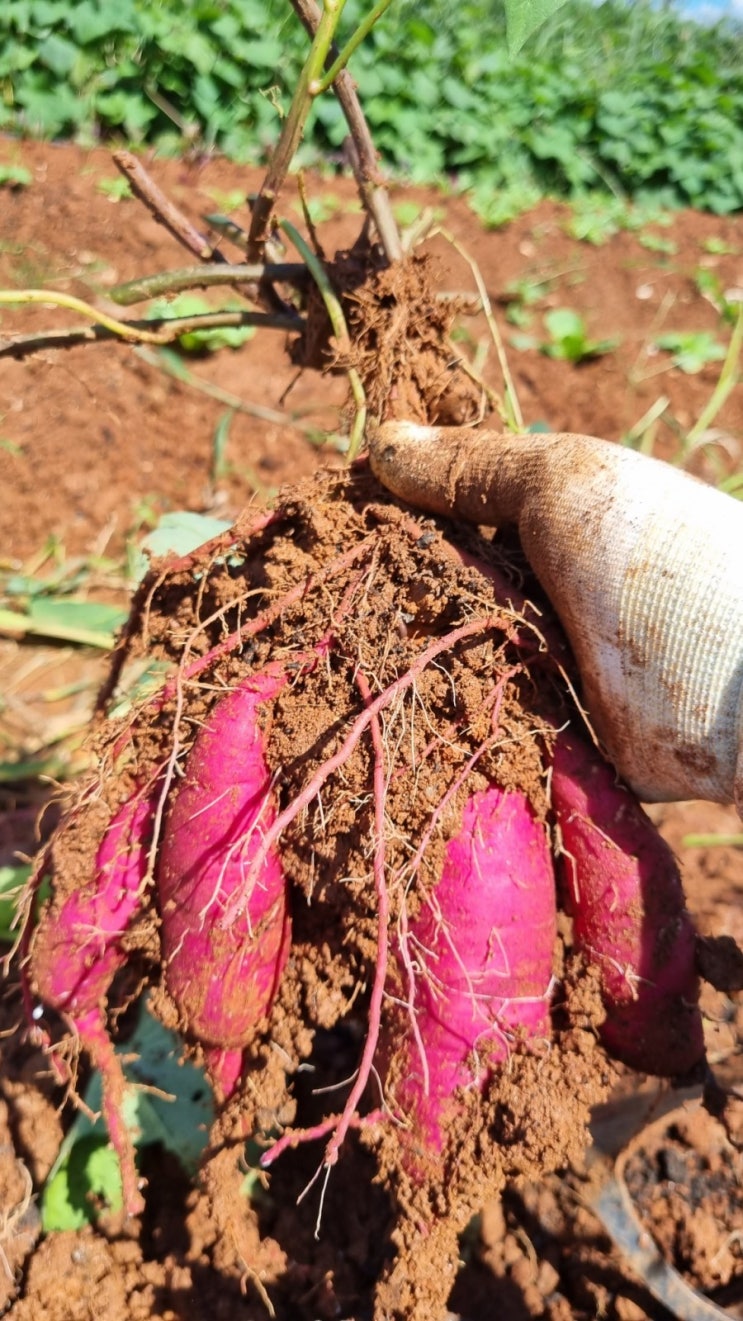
top-left (113, 150), bottom-right (221, 262)
top-left (0, 292), bottom-right (302, 357)
top-left (684, 304), bottom-right (743, 450)
top-left (109, 263), bottom-right (309, 306)
top-left (247, 0), bottom-right (348, 260)
top-left (134, 347), bottom-right (326, 433)
top-left (289, 0), bottom-right (402, 262)
top-left (280, 219), bottom-right (367, 460)
top-left (312, 0), bottom-right (395, 93)
top-left (433, 226), bottom-right (524, 430)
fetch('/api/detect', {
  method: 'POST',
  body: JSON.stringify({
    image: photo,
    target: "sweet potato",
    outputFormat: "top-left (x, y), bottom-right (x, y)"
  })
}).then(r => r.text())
top-left (31, 788), bottom-right (153, 1018)
top-left (383, 786), bottom-right (556, 1160)
top-left (157, 667), bottom-right (291, 1051)
top-left (549, 727), bottom-right (704, 1076)
top-left (31, 788), bottom-right (156, 1215)
top-left (435, 533), bottom-right (704, 1079)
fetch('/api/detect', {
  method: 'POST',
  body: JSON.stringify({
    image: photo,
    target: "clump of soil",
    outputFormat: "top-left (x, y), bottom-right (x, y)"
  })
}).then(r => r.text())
top-left (625, 1107), bottom-right (743, 1302)
top-left (293, 245), bottom-right (483, 426)
top-left (22, 466), bottom-right (615, 1321)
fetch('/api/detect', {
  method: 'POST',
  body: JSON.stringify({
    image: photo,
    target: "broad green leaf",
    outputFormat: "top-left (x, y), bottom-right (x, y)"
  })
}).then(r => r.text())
top-left (41, 1000), bottom-right (215, 1231)
top-left (0, 599), bottom-right (126, 648)
top-left (36, 32), bottom-right (79, 76)
top-left (138, 511), bottom-right (232, 562)
top-left (505, 0), bottom-right (569, 55)
top-left (42, 1137), bottom-right (123, 1231)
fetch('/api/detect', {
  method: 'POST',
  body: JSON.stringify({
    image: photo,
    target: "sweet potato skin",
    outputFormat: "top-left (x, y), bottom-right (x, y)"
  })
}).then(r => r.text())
top-left (157, 669), bottom-right (291, 1049)
top-left (383, 786), bottom-right (556, 1158)
top-left (32, 789), bottom-right (153, 1017)
top-left (550, 727), bottom-right (704, 1076)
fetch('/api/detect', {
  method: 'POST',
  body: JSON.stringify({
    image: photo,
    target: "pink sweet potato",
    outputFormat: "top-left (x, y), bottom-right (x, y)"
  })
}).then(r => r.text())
top-left (549, 727), bottom-right (704, 1076)
top-left (31, 788), bottom-right (156, 1214)
top-left (31, 789), bottom-right (153, 1018)
top-left (382, 786), bottom-right (556, 1160)
top-left (157, 666), bottom-right (291, 1051)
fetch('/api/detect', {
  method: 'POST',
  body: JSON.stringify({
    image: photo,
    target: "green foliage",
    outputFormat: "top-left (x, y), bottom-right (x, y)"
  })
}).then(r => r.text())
top-left (41, 1001), bottom-right (215, 1231)
top-left (654, 330), bottom-right (728, 374)
top-left (96, 174), bottom-right (133, 200)
top-left (146, 293), bottom-right (256, 352)
top-left (505, 0), bottom-right (568, 54)
top-left (43, 1136), bottom-right (124, 1230)
top-left (0, 162), bottom-right (32, 187)
top-left (0, 863), bottom-right (31, 941)
top-left (514, 307), bottom-right (618, 361)
top-left (1, 0), bottom-right (743, 212)
top-left (694, 267), bottom-right (742, 325)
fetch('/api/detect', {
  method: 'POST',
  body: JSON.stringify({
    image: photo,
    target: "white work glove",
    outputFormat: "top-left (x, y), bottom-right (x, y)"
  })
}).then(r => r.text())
top-left (369, 422), bottom-right (743, 815)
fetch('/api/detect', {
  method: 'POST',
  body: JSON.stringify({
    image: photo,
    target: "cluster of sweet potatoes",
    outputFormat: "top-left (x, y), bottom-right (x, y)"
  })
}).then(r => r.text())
top-left (24, 483), bottom-right (704, 1215)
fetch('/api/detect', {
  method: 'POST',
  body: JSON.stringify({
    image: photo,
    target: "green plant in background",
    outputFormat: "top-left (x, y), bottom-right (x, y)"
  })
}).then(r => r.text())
top-left (694, 267), bottom-right (743, 326)
top-left (637, 231), bottom-right (676, 255)
top-left (503, 274), bottom-right (552, 327)
top-left (564, 194), bottom-right (628, 245)
top-left (702, 236), bottom-right (738, 257)
top-left (96, 174), bottom-right (133, 200)
top-left (2, 0), bottom-right (743, 212)
top-left (513, 307), bottom-right (619, 362)
top-left (0, 163), bottom-right (32, 188)
top-left (0, 864), bottom-right (32, 942)
top-left (541, 308), bottom-right (619, 361)
top-left (654, 330), bottom-right (728, 375)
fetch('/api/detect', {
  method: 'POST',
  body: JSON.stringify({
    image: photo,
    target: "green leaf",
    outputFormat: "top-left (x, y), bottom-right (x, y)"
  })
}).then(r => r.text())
top-left (42, 1137), bottom-right (123, 1231)
top-left (140, 511), bottom-right (231, 560)
top-left (654, 331), bottom-right (728, 374)
top-left (505, 0), bottom-right (569, 55)
top-left (146, 294), bottom-right (255, 353)
top-left (0, 164), bottom-right (33, 188)
top-left (0, 599), bottom-right (126, 649)
top-left (41, 1000), bottom-right (215, 1231)
top-left (0, 863), bottom-right (31, 942)
top-left (36, 32), bottom-right (79, 76)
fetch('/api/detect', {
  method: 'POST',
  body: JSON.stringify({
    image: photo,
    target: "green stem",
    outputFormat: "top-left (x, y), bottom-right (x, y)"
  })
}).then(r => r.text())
top-left (109, 263), bottom-right (308, 306)
top-left (0, 294), bottom-right (302, 356)
top-left (684, 304), bottom-right (743, 451)
top-left (289, 0), bottom-right (402, 263)
top-left (682, 833), bottom-right (743, 848)
top-left (247, 0), bottom-right (347, 258)
top-left (280, 220), bottom-right (366, 461)
top-left (312, 0), bottom-right (395, 93)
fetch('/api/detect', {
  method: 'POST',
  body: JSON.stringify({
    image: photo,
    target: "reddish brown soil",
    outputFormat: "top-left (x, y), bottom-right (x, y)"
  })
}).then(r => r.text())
top-left (1, 138), bottom-right (742, 1320)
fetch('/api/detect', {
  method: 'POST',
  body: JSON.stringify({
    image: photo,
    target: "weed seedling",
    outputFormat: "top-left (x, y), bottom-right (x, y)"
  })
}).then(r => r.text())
top-left (96, 177), bottom-right (133, 202)
top-left (0, 164), bottom-right (32, 190)
top-left (654, 330), bottom-right (727, 375)
top-left (522, 308), bottom-right (619, 362)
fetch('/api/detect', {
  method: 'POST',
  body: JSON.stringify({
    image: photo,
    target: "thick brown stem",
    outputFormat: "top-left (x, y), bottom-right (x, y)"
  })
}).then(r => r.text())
top-left (113, 151), bottom-right (223, 262)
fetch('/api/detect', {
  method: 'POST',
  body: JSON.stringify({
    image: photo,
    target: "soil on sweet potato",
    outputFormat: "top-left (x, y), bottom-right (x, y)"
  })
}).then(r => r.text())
top-left (16, 468), bottom-right (616, 1320)
top-left (1, 138), bottom-right (742, 1319)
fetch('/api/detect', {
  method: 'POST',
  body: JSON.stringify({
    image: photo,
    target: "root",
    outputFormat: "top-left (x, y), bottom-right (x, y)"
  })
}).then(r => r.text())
top-left (260, 1108), bottom-right (384, 1168)
top-left (75, 1007), bottom-right (144, 1217)
top-left (110, 534), bottom-right (376, 767)
top-left (220, 615), bottom-right (498, 928)
top-left (98, 507), bottom-right (280, 714)
top-left (323, 669), bottom-right (388, 1167)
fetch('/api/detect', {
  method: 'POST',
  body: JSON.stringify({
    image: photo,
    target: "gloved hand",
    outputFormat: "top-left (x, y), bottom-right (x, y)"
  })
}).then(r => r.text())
top-left (368, 422), bottom-right (743, 815)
